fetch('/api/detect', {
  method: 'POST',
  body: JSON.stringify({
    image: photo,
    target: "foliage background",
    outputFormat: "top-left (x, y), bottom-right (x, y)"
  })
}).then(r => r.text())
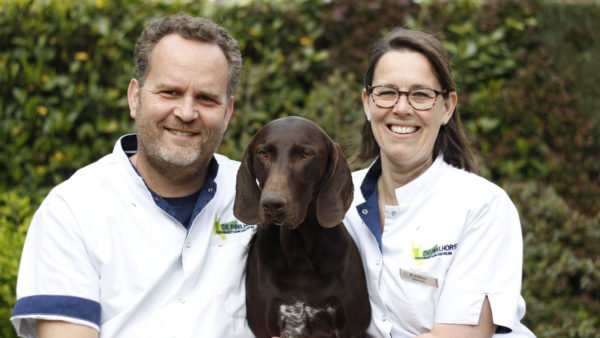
top-left (1, 0), bottom-right (598, 336)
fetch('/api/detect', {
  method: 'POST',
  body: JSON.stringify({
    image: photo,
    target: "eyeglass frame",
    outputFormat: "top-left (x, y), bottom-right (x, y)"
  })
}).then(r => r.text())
top-left (366, 85), bottom-right (449, 111)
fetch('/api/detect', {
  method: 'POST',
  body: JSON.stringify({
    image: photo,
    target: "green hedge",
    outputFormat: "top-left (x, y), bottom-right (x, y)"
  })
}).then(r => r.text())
top-left (480, 2), bottom-right (600, 217)
top-left (506, 181), bottom-right (599, 337)
top-left (1, 0), bottom-right (598, 336)
top-left (0, 190), bottom-right (39, 338)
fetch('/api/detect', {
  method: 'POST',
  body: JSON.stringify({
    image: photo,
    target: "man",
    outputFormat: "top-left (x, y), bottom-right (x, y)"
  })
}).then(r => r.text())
top-left (11, 14), bottom-right (255, 337)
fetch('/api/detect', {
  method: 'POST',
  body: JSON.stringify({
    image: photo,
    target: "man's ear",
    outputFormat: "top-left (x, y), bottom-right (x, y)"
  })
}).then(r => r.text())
top-left (223, 96), bottom-right (234, 130)
top-left (127, 79), bottom-right (140, 119)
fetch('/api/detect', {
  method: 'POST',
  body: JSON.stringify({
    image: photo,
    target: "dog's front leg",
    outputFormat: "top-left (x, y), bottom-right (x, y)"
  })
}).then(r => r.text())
top-left (267, 297), bottom-right (285, 338)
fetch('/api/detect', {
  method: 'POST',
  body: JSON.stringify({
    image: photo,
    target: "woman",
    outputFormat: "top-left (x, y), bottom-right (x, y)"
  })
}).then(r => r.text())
top-left (344, 28), bottom-right (535, 337)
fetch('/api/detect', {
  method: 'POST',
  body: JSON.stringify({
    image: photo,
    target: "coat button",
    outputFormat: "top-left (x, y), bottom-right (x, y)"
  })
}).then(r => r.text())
top-left (361, 209), bottom-right (368, 215)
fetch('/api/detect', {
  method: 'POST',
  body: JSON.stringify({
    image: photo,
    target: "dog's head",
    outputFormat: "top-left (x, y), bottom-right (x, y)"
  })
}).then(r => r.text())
top-left (234, 116), bottom-right (353, 229)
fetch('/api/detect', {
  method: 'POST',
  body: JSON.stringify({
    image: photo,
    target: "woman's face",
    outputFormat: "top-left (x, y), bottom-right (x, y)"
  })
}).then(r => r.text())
top-left (362, 50), bottom-right (457, 171)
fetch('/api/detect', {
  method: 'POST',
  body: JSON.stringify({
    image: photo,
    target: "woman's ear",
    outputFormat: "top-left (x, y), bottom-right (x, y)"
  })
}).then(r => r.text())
top-left (362, 88), bottom-right (371, 121)
top-left (442, 90), bottom-right (458, 123)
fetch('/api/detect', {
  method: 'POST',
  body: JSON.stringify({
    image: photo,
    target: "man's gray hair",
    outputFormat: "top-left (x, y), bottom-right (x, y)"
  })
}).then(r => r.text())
top-left (134, 14), bottom-right (242, 97)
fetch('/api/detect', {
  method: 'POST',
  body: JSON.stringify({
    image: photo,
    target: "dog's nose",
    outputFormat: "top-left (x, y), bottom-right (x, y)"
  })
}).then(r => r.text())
top-left (261, 195), bottom-right (286, 215)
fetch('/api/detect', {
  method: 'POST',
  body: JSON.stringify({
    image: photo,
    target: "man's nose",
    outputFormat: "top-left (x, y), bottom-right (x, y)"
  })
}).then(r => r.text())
top-left (174, 95), bottom-right (198, 121)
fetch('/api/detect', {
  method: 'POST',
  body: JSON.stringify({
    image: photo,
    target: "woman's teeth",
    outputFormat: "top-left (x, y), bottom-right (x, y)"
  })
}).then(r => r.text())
top-left (390, 125), bottom-right (417, 134)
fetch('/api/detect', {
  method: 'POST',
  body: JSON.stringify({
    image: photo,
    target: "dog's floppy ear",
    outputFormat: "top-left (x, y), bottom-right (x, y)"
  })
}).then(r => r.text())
top-left (316, 141), bottom-right (353, 228)
top-left (234, 136), bottom-right (261, 225)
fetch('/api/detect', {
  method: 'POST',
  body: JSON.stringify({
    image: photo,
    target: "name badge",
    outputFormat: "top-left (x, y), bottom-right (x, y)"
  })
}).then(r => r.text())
top-left (399, 268), bottom-right (438, 288)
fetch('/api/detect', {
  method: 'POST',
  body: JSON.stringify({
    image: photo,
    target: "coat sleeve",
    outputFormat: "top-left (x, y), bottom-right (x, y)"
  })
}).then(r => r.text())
top-left (11, 189), bottom-right (101, 337)
top-left (435, 189), bottom-right (525, 332)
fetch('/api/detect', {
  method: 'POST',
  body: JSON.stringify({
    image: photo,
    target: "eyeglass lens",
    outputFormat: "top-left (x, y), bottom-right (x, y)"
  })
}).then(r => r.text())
top-left (371, 87), bottom-right (438, 110)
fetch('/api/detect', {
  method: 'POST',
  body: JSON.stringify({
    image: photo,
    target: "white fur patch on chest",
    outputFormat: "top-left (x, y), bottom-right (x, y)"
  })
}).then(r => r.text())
top-left (279, 301), bottom-right (339, 338)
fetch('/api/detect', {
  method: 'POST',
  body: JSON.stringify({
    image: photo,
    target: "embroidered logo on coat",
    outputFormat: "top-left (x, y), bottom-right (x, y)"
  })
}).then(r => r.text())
top-left (213, 215), bottom-right (254, 240)
top-left (412, 241), bottom-right (458, 265)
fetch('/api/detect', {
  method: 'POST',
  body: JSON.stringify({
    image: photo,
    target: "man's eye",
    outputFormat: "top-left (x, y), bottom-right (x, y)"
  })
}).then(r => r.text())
top-left (198, 95), bottom-right (217, 103)
top-left (161, 90), bottom-right (178, 96)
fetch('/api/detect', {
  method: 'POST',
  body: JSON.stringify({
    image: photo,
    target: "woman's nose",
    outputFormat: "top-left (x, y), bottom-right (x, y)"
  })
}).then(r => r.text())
top-left (392, 93), bottom-right (413, 114)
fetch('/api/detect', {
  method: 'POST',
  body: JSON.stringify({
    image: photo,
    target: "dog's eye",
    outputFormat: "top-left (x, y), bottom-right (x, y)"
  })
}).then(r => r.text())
top-left (301, 152), bottom-right (314, 160)
top-left (257, 150), bottom-right (268, 159)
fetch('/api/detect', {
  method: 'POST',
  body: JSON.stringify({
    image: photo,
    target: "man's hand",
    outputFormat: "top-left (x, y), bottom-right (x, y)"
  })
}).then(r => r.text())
top-left (38, 320), bottom-right (98, 338)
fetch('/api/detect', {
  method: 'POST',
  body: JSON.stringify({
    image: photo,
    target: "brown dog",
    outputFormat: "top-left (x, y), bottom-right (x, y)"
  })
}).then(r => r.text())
top-left (234, 116), bottom-right (371, 338)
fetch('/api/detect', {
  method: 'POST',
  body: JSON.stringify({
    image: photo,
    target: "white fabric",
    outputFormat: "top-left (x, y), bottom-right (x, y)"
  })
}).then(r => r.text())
top-left (11, 135), bottom-right (256, 338)
top-left (344, 156), bottom-right (536, 337)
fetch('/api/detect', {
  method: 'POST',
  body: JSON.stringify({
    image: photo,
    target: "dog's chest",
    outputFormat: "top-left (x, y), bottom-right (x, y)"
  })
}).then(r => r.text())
top-left (279, 301), bottom-right (340, 338)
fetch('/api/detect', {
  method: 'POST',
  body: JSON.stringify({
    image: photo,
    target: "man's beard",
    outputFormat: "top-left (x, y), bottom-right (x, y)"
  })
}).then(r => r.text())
top-left (135, 118), bottom-right (204, 166)
top-left (146, 131), bottom-right (202, 167)
top-left (133, 107), bottom-right (221, 183)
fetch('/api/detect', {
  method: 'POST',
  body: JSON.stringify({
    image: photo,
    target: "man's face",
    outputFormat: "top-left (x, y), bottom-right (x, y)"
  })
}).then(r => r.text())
top-left (127, 33), bottom-right (233, 174)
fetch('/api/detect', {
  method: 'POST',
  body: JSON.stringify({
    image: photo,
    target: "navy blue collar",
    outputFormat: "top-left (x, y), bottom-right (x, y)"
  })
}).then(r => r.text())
top-left (356, 158), bottom-right (383, 250)
top-left (121, 134), bottom-right (138, 157)
top-left (122, 134), bottom-right (219, 229)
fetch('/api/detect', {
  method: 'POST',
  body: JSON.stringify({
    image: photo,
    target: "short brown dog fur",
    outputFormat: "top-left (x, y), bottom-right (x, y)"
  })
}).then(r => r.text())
top-left (234, 116), bottom-right (371, 338)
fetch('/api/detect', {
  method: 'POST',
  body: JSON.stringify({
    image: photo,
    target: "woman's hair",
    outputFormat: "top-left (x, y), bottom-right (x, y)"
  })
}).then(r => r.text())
top-left (133, 14), bottom-right (242, 97)
top-left (354, 27), bottom-right (476, 172)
